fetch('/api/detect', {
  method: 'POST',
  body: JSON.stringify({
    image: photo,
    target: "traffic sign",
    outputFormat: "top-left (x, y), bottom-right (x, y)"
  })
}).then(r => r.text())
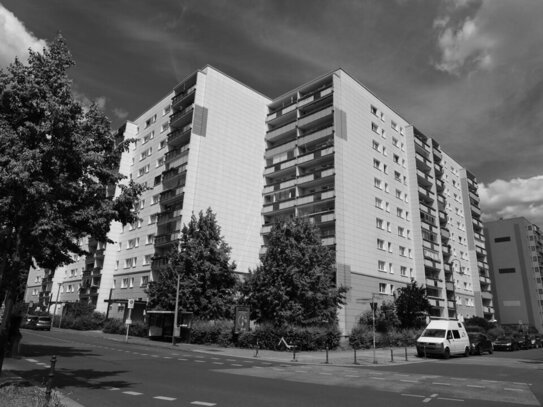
top-left (128, 299), bottom-right (135, 309)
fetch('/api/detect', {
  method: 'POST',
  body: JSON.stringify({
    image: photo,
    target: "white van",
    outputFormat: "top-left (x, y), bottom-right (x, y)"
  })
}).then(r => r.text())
top-left (416, 319), bottom-right (470, 359)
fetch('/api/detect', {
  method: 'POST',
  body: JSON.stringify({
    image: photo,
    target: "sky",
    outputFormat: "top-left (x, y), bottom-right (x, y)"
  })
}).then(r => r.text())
top-left (1, 0), bottom-right (543, 226)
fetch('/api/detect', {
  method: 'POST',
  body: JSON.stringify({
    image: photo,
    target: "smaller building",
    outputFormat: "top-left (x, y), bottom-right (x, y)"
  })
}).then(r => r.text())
top-left (484, 217), bottom-right (543, 333)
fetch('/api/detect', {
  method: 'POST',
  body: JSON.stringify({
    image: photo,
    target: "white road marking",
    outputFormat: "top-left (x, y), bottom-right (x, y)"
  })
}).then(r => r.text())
top-left (107, 387), bottom-right (120, 391)
top-left (371, 377), bottom-right (385, 380)
top-left (504, 388), bottom-right (524, 392)
top-left (178, 358), bottom-right (188, 361)
top-left (212, 362), bottom-right (224, 365)
top-left (123, 391), bottom-right (143, 396)
top-left (26, 359), bottom-right (38, 363)
top-left (231, 363), bottom-right (243, 367)
top-left (194, 360), bottom-right (206, 363)
top-left (190, 402), bottom-right (216, 406)
top-left (345, 375), bottom-right (359, 378)
top-left (319, 372), bottom-right (332, 376)
top-left (163, 357), bottom-right (172, 359)
top-left (295, 370), bottom-right (308, 373)
top-left (467, 385), bottom-right (485, 388)
top-left (400, 380), bottom-right (418, 383)
top-left (437, 397), bottom-right (464, 402)
top-left (154, 396), bottom-right (176, 401)
top-left (402, 394), bottom-right (425, 398)
top-left (432, 382), bottom-right (451, 386)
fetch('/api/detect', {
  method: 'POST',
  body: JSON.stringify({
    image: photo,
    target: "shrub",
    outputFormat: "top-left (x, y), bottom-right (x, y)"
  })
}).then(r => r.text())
top-left (487, 326), bottom-right (505, 340)
top-left (236, 324), bottom-right (340, 351)
top-left (349, 325), bottom-right (421, 348)
top-left (61, 312), bottom-right (104, 330)
top-left (189, 320), bottom-right (234, 346)
top-left (102, 319), bottom-right (147, 337)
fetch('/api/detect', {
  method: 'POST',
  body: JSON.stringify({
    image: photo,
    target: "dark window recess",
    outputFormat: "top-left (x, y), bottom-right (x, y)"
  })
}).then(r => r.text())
top-left (494, 236), bottom-right (511, 242)
top-left (498, 268), bottom-right (516, 273)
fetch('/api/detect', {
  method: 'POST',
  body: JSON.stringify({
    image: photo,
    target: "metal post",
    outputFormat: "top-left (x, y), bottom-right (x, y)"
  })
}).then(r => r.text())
top-left (172, 271), bottom-right (180, 346)
top-left (372, 293), bottom-right (377, 364)
top-left (292, 346), bottom-right (297, 362)
top-left (405, 346), bottom-right (408, 361)
top-left (45, 355), bottom-right (57, 403)
top-left (353, 347), bottom-right (359, 365)
top-left (325, 345), bottom-right (329, 364)
top-left (52, 283), bottom-right (61, 320)
top-left (254, 340), bottom-right (259, 358)
top-left (125, 308), bottom-right (132, 343)
top-left (390, 348), bottom-right (394, 362)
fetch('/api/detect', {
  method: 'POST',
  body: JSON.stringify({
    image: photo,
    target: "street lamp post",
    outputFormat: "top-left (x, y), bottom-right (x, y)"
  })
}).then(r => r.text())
top-left (357, 292), bottom-right (385, 364)
top-left (172, 269), bottom-right (181, 346)
top-left (52, 282), bottom-right (62, 318)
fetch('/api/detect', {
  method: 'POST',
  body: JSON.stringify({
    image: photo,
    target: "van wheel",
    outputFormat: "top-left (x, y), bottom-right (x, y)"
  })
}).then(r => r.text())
top-left (464, 347), bottom-right (470, 357)
top-left (443, 348), bottom-right (450, 359)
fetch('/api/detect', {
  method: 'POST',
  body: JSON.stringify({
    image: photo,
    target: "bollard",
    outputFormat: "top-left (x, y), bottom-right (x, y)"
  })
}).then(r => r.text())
top-left (292, 346), bottom-right (297, 362)
top-left (405, 346), bottom-right (408, 361)
top-left (390, 348), bottom-right (394, 363)
top-left (45, 355), bottom-right (57, 403)
top-left (325, 346), bottom-right (329, 364)
top-left (353, 347), bottom-right (359, 365)
top-left (254, 340), bottom-right (259, 358)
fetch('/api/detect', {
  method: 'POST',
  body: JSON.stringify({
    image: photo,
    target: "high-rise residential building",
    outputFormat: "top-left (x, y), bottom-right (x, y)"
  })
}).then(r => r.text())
top-left (262, 69), bottom-right (492, 333)
top-left (24, 66), bottom-right (493, 334)
top-left (484, 217), bottom-right (543, 333)
top-left (29, 66), bottom-right (269, 319)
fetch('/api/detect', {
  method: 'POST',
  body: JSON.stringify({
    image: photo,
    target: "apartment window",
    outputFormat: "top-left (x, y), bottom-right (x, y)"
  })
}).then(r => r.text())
top-left (161, 122), bottom-right (170, 133)
top-left (374, 178), bottom-right (382, 189)
top-left (397, 208), bottom-right (403, 218)
top-left (154, 175), bottom-right (161, 186)
top-left (389, 263), bottom-right (394, 274)
top-left (371, 105), bottom-right (378, 116)
top-left (373, 159), bottom-right (380, 170)
top-left (141, 275), bottom-right (149, 287)
top-left (387, 222), bottom-right (391, 232)
top-left (115, 260), bottom-right (119, 270)
top-left (392, 137), bottom-right (399, 147)
top-left (375, 197), bottom-right (383, 209)
top-left (138, 164), bottom-right (150, 177)
top-left (121, 278), bottom-right (129, 288)
top-left (499, 268), bottom-right (516, 273)
top-left (400, 266), bottom-right (407, 277)
top-left (382, 146), bottom-right (387, 156)
top-left (146, 234), bottom-right (155, 244)
top-left (377, 239), bottom-right (385, 250)
top-left (142, 131), bottom-right (155, 144)
top-left (398, 226), bottom-right (405, 237)
top-left (383, 164), bottom-right (388, 174)
top-left (145, 114), bottom-right (157, 128)
top-left (152, 194), bottom-right (160, 205)
top-left (378, 261), bottom-right (386, 272)
top-left (372, 140), bottom-right (380, 151)
top-left (494, 236), bottom-right (511, 243)
top-left (391, 121), bottom-right (399, 132)
top-left (384, 183), bottom-right (389, 193)
top-left (163, 105), bottom-right (171, 116)
top-left (395, 189), bottom-right (402, 199)
top-left (159, 140), bottom-right (167, 150)
top-left (388, 242), bottom-right (392, 253)
top-left (140, 147), bottom-right (152, 161)
top-left (143, 254), bottom-right (152, 265)
top-left (385, 202), bottom-right (390, 212)
top-left (149, 214), bottom-right (158, 224)
top-left (393, 154), bottom-right (400, 164)
top-left (379, 283), bottom-right (387, 294)
top-left (156, 156), bottom-right (165, 168)
top-left (394, 171), bottom-right (401, 181)
top-left (376, 218), bottom-right (384, 229)
top-left (399, 246), bottom-right (406, 257)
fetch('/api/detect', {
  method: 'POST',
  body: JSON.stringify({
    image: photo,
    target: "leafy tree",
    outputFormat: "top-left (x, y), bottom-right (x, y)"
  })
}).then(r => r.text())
top-left (394, 280), bottom-right (431, 329)
top-left (147, 208), bottom-right (239, 320)
top-left (464, 316), bottom-right (496, 332)
top-left (358, 300), bottom-right (399, 333)
top-left (241, 217), bottom-right (347, 327)
top-left (0, 35), bottom-right (143, 372)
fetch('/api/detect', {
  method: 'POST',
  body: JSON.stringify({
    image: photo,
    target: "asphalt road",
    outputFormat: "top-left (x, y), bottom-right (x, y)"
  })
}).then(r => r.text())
top-left (6, 329), bottom-right (543, 407)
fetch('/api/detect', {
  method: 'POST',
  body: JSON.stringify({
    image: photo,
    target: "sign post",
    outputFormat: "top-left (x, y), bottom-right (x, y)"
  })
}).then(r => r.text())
top-left (125, 299), bottom-right (134, 343)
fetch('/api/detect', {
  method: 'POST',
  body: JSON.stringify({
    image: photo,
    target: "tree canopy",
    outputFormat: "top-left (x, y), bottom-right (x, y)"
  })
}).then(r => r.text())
top-left (241, 217), bottom-right (347, 327)
top-left (0, 34), bottom-right (143, 371)
top-left (394, 280), bottom-right (431, 329)
top-left (146, 208), bottom-right (239, 320)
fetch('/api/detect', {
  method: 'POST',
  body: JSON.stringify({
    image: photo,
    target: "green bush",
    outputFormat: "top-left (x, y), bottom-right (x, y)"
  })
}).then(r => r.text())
top-left (189, 320), bottom-right (234, 346)
top-left (60, 312), bottom-right (104, 330)
top-left (349, 325), bottom-right (421, 348)
top-left (102, 319), bottom-right (147, 337)
top-left (237, 324), bottom-right (340, 351)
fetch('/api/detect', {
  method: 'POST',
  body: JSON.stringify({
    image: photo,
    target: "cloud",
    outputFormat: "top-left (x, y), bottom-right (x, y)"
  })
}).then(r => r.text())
top-left (479, 176), bottom-right (543, 227)
top-left (113, 108), bottom-right (129, 120)
top-left (433, 1), bottom-right (496, 75)
top-left (0, 4), bottom-right (47, 68)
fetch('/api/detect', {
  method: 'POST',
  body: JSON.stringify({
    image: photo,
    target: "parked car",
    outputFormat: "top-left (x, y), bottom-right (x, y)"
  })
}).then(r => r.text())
top-left (468, 333), bottom-right (493, 355)
top-left (416, 319), bottom-right (471, 358)
top-left (23, 315), bottom-right (52, 331)
top-left (493, 335), bottom-right (522, 351)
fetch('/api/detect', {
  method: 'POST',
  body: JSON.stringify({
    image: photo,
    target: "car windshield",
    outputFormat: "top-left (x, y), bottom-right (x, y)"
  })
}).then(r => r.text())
top-left (421, 329), bottom-right (446, 338)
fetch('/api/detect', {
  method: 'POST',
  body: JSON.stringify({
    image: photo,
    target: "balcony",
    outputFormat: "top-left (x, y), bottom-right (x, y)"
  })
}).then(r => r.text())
top-left (441, 227), bottom-right (450, 241)
top-left (172, 85), bottom-right (196, 108)
top-left (433, 148), bottom-right (443, 162)
top-left (266, 101), bottom-right (297, 124)
top-left (165, 144), bottom-right (190, 163)
top-left (157, 210), bottom-right (182, 226)
top-left (266, 120), bottom-right (297, 144)
top-left (434, 163), bottom-right (444, 175)
top-left (162, 164), bottom-right (187, 190)
top-left (418, 186), bottom-right (435, 204)
top-left (439, 210), bottom-right (447, 225)
top-left (471, 205), bottom-right (482, 218)
top-left (170, 105), bottom-right (194, 129)
top-left (417, 169), bottom-right (433, 187)
top-left (154, 232), bottom-right (180, 248)
top-left (167, 126), bottom-right (192, 147)
top-left (151, 257), bottom-right (169, 273)
top-left (446, 281), bottom-right (455, 292)
top-left (160, 187), bottom-right (185, 206)
top-left (481, 291), bottom-right (493, 300)
top-left (298, 126), bottom-right (334, 148)
top-left (297, 106), bottom-right (333, 130)
top-left (415, 153), bottom-right (432, 172)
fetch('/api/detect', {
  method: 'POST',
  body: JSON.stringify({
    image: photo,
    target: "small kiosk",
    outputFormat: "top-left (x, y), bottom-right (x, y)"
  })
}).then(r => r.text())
top-left (147, 310), bottom-right (193, 341)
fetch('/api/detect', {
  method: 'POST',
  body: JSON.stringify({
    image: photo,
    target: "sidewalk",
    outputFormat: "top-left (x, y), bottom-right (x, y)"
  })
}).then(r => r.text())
top-left (95, 329), bottom-right (422, 367)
